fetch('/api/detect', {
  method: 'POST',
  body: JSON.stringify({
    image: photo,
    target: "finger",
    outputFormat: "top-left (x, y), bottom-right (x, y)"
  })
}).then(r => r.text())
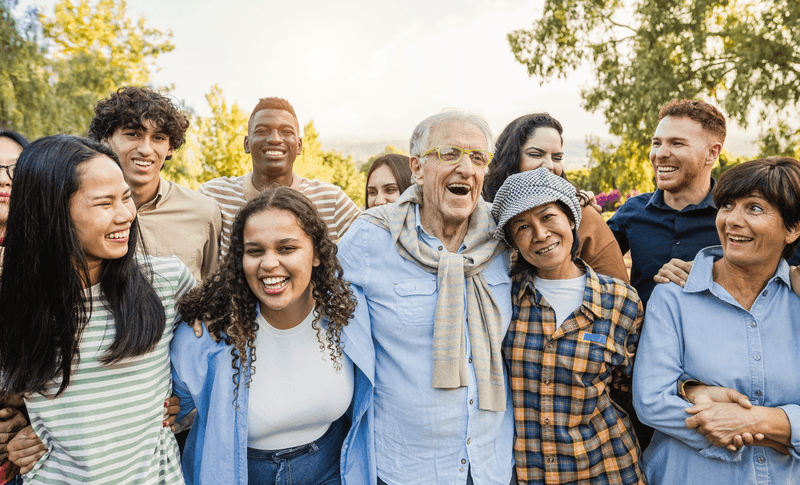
top-left (0, 408), bottom-right (13, 419)
top-left (754, 433), bottom-right (765, 440)
top-left (0, 452), bottom-right (7, 461)
top-left (192, 319), bottom-right (204, 338)
top-left (653, 274), bottom-right (669, 284)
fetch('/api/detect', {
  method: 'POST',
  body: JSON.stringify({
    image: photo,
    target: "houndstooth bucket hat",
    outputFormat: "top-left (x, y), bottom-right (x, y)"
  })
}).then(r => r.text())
top-left (490, 167), bottom-right (582, 245)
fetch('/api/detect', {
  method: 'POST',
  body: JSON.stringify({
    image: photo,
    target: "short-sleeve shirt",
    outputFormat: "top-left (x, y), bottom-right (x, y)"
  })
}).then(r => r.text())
top-left (199, 171), bottom-right (360, 260)
top-left (23, 257), bottom-right (195, 485)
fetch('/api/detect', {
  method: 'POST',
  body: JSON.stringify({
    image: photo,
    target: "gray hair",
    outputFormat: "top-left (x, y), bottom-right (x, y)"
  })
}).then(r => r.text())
top-left (409, 110), bottom-right (494, 166)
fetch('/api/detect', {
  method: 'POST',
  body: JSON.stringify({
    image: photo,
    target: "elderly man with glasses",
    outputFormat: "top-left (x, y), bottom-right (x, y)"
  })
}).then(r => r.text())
top-left (337, 110), bottom-right (516, 485)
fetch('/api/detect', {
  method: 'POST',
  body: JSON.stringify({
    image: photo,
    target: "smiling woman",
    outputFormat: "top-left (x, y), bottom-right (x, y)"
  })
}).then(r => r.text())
top-left (633, 158), bottom-right (800, 485)
top-left (492, 168), bottom-right (646, 484)
top-left (171, 187), bottom-right (374, 485)
top-left (0, 135), bottom-right (194, 484)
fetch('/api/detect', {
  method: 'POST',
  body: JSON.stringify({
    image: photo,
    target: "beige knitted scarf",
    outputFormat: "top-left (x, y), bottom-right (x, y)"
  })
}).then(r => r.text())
top-left (360, 185), bottom-right (507, 411)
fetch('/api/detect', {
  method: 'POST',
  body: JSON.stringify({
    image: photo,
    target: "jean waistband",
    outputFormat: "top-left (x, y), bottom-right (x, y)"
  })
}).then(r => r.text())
top-left (247, 414), bottom-right (349, 462)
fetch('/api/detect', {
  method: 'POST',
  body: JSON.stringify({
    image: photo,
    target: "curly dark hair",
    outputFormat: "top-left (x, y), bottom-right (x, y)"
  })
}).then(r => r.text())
top-left (87, 87), bottom-right (189, 151)
top-left (177, 186), bottom-right (357, 401)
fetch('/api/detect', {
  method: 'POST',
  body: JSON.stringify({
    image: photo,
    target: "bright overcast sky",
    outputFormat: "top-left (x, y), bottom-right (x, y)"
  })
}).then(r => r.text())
top-left (15, 0), bottom-right (619, 143)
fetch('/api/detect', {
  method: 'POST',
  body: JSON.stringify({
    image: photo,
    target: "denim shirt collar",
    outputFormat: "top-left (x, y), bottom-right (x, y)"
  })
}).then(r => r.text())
top-left (683, 245), bottom-right (792, 296)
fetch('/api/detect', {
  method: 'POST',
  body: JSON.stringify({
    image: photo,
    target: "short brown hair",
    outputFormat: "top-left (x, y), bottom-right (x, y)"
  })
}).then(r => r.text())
top-left (659, 99), bottom-right (726, 144)
top-left (88, 87), bottom-right (189, 151)
top-left (714, 157), bottom-right (800, 260)
top-left (248, 97), bottom-right (298, 128)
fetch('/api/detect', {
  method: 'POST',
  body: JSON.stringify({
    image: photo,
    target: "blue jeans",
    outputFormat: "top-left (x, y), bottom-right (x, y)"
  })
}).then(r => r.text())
top-left (247, 415), bottom-right (348, 485)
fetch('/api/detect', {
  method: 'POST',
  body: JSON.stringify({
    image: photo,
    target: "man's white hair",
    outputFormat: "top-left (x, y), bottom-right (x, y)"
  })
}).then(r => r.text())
top-left (409, 109), bottom-right (494, 167)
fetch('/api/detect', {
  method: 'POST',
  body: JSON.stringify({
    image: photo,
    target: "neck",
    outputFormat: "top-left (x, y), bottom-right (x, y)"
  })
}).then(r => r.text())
top-left (537, 261), bottom-right (585, 280)
top-left (131, 176), bottom-right (161, 209)
top-left (253, 170), bottom-right (294, 190)
top-left (662, 177), bottom-right (712, 211)
top-left (712, 257), bottom-right (777, 311)
top-left (420, 205), bottom-right (469, 253)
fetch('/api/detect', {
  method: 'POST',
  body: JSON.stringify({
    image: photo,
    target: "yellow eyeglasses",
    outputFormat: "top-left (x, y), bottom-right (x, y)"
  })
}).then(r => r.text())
top-left (421, 146), bottom-right (493, 167)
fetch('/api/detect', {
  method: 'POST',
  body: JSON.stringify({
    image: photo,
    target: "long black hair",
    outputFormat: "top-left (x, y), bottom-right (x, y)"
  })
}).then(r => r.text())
top-left (0, 135), bottom-right (166, 397)
top-left (484, 113), bottom-right (588, 206)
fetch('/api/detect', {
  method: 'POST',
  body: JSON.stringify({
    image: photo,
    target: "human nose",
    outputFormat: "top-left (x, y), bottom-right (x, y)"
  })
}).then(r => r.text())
top-left (136, 136), bottom-right (154, 156)
top-left (259, 250), bottom-right (280, 271)
top-left (374, 191), bottom-right (387, 207)
top-left (116, 200), bottom-right (135, 224)
top-left (725, 204), bottom-right (745, 227)
top-left (541, 157), bottom-right (555, 173)
top-left (0, 167), bottom-right (11, 185)
top-left (455, 152), bottom-right (476, 175)
top-left (266, 129), bottom-right (282, 144)
top-left (532, 221), bottom-right (550, 242)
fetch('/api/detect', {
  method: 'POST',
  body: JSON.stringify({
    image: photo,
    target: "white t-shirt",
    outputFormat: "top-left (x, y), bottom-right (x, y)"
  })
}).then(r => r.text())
top-left (534, 273), bottom-right (587, 329)
top-left (247, 308), bottom-right (354, 450)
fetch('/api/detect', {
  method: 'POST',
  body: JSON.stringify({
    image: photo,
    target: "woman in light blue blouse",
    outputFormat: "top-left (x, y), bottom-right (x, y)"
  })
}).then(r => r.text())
top-left (633, 157), bottom-right (800, 485)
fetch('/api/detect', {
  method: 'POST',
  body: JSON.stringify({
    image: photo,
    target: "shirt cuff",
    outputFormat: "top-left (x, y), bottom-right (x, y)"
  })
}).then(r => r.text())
top-left (677, 373), bottom-right (704, 401)
top-left (778, 404), bottom-right (800, 458)
top-left (699, 445), bottom-right (743, 462)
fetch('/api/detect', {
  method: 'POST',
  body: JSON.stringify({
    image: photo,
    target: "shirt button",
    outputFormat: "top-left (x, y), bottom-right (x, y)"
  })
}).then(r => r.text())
top-left (762, 290), bottom-right (768, 297)
top-left (467, 438), bottom-right (471, 445)
top-left (547, 457), bottom-right (555, 464)
top-left (755, 390), bottom-right (762, 396)
top-left (438, 246), bottom-right (443, 251)
top-left (469, 399), bottom-right (474, 405)
top-left (750, 321), bottom-right (757, 327)
top-left (460, 467), bottom-right (465, 472)
top-left (461, 459), bottom-right (467, 464)
top-left (757, 456), bottom-right (765, 464)
top-left (545, 379), bottom-right (552, 385)
top-left (675, 240), bottom-right (681, 245)
top-left (753, 354), bottom-right (761, 361)
top-left (468, 358), bottom-right (472, 363)
top-left (544, 418), bottom-right (550, 425)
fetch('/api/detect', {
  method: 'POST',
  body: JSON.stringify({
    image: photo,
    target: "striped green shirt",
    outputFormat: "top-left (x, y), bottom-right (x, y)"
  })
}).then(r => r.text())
top-left (23, 257), bottom-right (194, 484)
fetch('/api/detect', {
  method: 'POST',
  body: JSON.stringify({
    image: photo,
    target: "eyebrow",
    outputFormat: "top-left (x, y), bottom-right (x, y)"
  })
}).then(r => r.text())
top-left (525, 146), bottom-right (563, 154)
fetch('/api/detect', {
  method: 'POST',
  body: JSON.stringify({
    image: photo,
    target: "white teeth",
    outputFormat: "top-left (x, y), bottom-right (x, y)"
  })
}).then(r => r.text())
top-left (106, 230), bottom-right (129, 240)
top-left (134, 160), bottom-right (154, 167)
top-left (658, 166), bottom-right (677, 173)
top-left (264, 150), bottom-right (284, 156)
top-left (536, 243), bottom-right (558, 254)
top-left (261, 277), bottom-right (288, 287)
top-left (448, 183), bottom-right (470, 189)
top-left (729, 236), bottom-right (752, 241)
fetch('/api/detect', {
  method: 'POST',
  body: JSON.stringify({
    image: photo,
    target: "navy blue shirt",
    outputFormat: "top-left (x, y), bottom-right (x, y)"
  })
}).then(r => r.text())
top-left (608, 180), bottom-right (800, 307)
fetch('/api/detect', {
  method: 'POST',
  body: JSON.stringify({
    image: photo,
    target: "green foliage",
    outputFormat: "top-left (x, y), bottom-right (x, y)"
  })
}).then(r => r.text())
top-left (564, 167), bottom-right (599, 194)
top-left (191, 84), bottom-right (250, 182)
top-left (757, 122), bottom-right (800, 159)
top-left (295, 121), bottom-right (366, 207)
top-left (585, 136), bottom-right (654, 195)
top-left (0, 0), bottom-right (173, 138)
top-left (360, 144), bottom-right (408, 174)
top-left (711, 148), bottom-right (748, 180)
top-left (510, 0), bottom-right (800, 190)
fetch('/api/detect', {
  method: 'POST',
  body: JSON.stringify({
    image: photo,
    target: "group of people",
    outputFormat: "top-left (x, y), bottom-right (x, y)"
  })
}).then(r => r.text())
top-left (0, 87), bottom-right (797, 485)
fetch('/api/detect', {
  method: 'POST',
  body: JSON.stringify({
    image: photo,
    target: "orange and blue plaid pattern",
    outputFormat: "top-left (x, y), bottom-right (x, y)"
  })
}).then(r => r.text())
top-left (503, 263), bottom-right (646, 484)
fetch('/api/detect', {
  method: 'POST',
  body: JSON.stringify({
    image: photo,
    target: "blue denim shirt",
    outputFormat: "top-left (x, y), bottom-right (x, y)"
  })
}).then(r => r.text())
top-left (171, 309), bottom-right (376, 485)
top-left (337, 207), bottom-right (515, 485)
top-left (633, 246), bottom-right (800, 485)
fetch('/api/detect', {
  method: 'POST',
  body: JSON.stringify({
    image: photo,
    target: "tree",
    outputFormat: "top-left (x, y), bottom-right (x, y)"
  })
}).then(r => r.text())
top-left (0, 0), bottom-right (174, 138)
top-left (190, 84), bottom-right (250, 182)
top-left (360, 144), bottom-right (408, 174)
top-left (509, 0), bottom-right (800, 190)
top-left (295, 121), bottom-right (366, 207)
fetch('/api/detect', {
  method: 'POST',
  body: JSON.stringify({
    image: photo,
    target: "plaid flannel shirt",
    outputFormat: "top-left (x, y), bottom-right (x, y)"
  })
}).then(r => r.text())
top-left (504, 262), bottom-right (646, 484)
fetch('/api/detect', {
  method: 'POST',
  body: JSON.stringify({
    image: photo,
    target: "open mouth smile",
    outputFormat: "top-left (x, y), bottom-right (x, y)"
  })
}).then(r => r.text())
top-left (261, 276), bottom-right (289, 294)
top-left (536, 242), bottom-right (559, 254)
top-left (447, 183), bottom-right (471, 195)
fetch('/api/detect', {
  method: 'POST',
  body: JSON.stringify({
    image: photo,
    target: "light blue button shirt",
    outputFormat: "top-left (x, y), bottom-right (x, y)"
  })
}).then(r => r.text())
top-left (633, 246), bottom-right (800, 485)
top-left (337, 206), bottom-right (515, 485)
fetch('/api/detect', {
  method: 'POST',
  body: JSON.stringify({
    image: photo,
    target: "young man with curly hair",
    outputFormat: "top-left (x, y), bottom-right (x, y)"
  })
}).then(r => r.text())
top-left (89, 86), bottom-right (222, 282)
top-left (198, 97), bottom-right (360, 259)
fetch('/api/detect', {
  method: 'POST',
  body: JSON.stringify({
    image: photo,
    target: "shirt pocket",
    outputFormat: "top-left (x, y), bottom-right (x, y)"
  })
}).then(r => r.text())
top-left (484, 271), bottom-right (512, 318)
top-left (394, 278), bottom-right (438, 326)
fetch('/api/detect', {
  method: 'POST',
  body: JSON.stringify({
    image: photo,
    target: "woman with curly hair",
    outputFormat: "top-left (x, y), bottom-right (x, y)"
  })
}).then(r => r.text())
top-left (171, 187), bottom-right (375, 485)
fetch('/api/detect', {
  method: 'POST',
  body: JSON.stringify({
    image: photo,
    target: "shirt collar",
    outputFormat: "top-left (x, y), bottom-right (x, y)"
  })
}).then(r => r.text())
top-left (138, 177), bottom-right (168, 211)
top-left (683, 245), bottom-right (792, 294)
top-left (646, 178), bottom-right (717, 211)
top-left (244, 171), bottom-right (300, 200)
top-left (413, 203), bottom-right (467, 253)
top-left (515, 259), bottom-right (607, 321)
